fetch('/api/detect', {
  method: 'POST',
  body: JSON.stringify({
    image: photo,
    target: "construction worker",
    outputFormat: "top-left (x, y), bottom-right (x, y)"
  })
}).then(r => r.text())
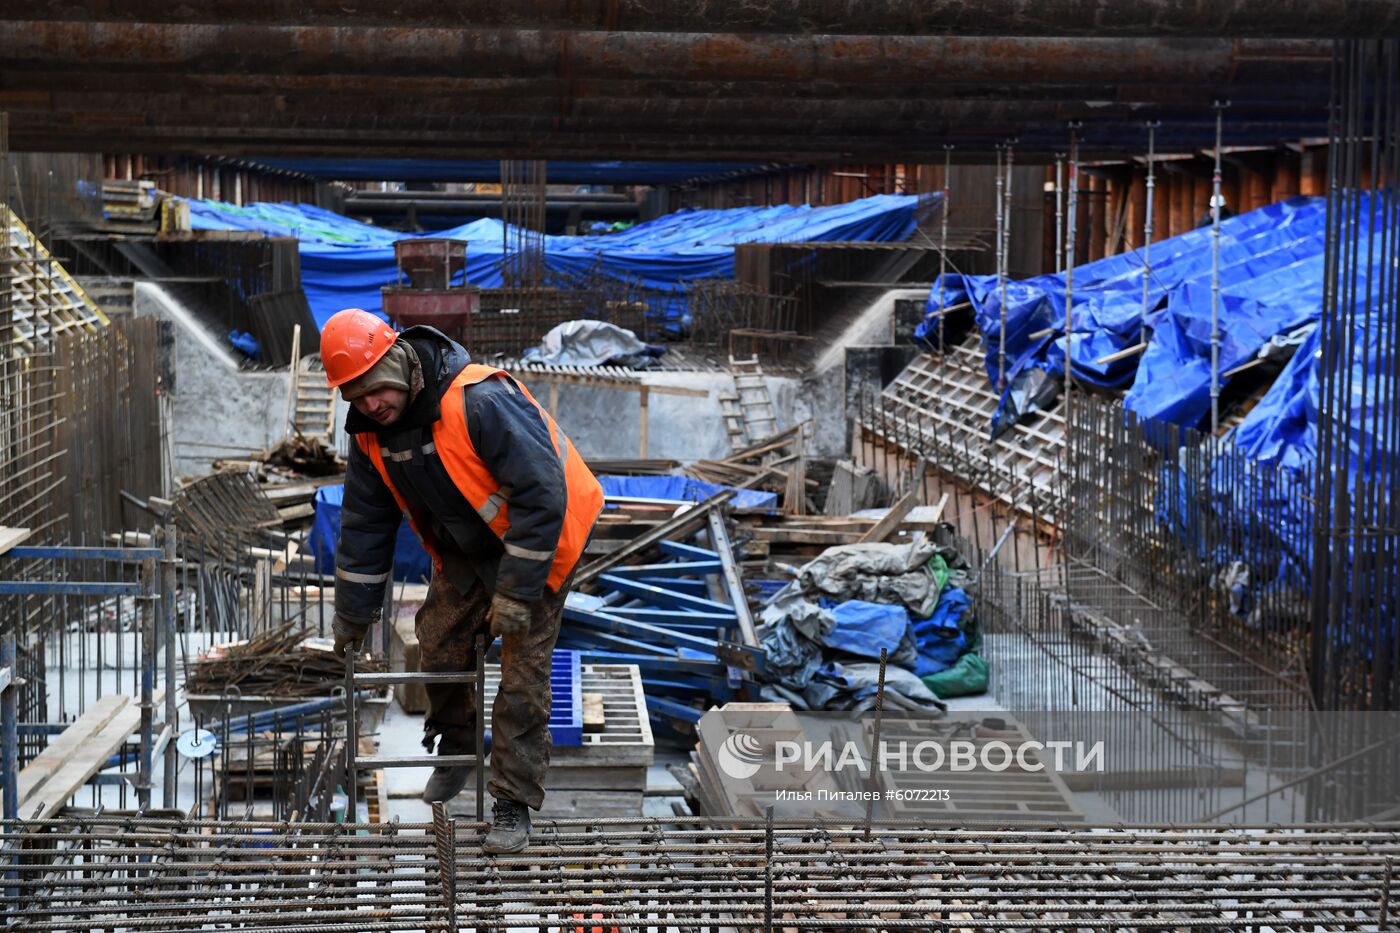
top-left (321, 309), bottom-right (603, 853)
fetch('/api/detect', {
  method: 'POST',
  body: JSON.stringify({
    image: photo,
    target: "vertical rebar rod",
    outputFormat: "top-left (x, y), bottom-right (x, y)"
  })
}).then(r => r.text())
top-left (161, 525), bottom-right (178, 809)
top-left (1142, 122), bottom-right (1159, 319)
top-left (763, 804), bottom-right (774, 933)
top-left (475, 633), bottom-right (486, 825)
top-left (137, 556), bottom-right (156, 810)
top-left (344, 647), bottom-right (359, 819)
top-left (1062, 126), bottom-right (1080, 582)
top-left (1382, 856), bottom-right (1393, 929)
top-left (1210, 101), bottom-right (1228, 436)
top-left (433, 800), bottom-right (459, 933)
top-left (863, 647), bottom-right (888, 839)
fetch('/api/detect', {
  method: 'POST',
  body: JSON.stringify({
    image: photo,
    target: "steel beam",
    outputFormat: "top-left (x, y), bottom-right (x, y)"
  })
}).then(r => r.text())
top-left (13, 0), bottom-right (1400, 38)
top-left (0, 91), bottom-right (1330, 121)
top-left (9, 132), bottom-right (1328, 163)
top-left (0, 72), bottom-right (1334, 105)
top-left (0, 24), bottom-right (1328, 85)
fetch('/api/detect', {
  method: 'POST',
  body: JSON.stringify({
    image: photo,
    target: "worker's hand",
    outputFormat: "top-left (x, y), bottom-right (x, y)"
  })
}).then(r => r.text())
top-left (489, 592), bottom-right (533, 639)
top-left (331, 614), bottom-right (369, 658)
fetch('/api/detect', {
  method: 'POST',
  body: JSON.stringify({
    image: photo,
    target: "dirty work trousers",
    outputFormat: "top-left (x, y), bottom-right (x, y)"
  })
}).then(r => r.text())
top-left (415, 573), bottom-right (568, 810)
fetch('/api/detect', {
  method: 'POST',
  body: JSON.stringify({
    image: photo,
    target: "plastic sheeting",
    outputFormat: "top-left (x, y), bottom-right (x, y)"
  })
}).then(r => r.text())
top-left (756, 538), bottom-right (980, 709)
top-left (525, 320), bottom-right (657, 367)
top-left (918, 196), bottom-right (1329, 433)
top-left (305, 484), bottom-right (432, 584)
top-left (187, 194), bottom-right (923, 334)
top-left (596, 475), bottom-right (777, 511)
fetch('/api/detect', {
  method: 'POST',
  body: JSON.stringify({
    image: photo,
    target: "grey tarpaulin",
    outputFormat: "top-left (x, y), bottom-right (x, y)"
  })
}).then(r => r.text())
top-left (794, 538), bottom-right (947, 618)
top-left (524, 319), bottom-right (658, 367)
top-left (756, 535), bottom-right (966, 714)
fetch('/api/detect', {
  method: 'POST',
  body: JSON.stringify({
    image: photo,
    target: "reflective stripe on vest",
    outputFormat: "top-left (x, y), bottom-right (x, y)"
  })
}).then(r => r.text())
top-left (355, 364), bottom-right (603, 591)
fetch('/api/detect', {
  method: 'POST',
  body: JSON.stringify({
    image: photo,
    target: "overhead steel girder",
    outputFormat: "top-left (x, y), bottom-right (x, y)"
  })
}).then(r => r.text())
top-left (7, 117), bottom-right (1329, 148)
top-left (0, 23), bottom-right (1329, 86)
top-left (0, 92), bottom-right (1326, 125)
top-left (0, 71), bottom-right (1334, 106)
top-left (11, 128), bottom-right (1329, 161)
top-left (10, 117), bottom-right (1327, 145)
top-left (14, 0), bottom-right (1400, 39)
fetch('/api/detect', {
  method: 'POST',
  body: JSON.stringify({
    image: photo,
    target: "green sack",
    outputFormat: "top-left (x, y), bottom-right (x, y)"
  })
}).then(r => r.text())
top-left (922, 652), bottom-right (988, 698)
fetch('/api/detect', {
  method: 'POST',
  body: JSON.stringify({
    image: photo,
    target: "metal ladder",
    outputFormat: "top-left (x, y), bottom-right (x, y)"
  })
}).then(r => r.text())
top-left (343, 635), bottom-right (488, 821)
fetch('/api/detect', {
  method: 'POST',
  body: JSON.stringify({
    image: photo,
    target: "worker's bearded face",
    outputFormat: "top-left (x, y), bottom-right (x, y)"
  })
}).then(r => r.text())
top-left (351, 387), bottom-right (409, 427)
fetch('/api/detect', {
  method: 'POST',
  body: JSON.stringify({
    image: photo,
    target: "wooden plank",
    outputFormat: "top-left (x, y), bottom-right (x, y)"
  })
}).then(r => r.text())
top-left (857, 488), bottom-right (920, 544)
top-left (749, 527), bottom-right (864, 545)
top-left (0, 526), bottom-right (32, 556)
top-left (582, 692), bottom-right (606, 732)
top-left (16, 695), bottom-right (130, 806)
top-left (18, 696), bottom-right (142, 820)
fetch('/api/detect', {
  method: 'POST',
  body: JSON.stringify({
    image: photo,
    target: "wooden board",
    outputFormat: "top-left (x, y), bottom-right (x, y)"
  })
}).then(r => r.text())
top-left (0, 526), bottom-right (31, 556)
top-left (18, 694), bottom-right (141, 820)
top-left (582, 692), bottom-right (606, 732)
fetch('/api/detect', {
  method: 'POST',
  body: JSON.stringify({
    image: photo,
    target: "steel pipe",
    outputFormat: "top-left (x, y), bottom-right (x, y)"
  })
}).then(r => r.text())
top-left (0, 71), bottom-right (1335, 106)
top-left (13, 0), bottom-right (1400, 38)
top-left (0, 24), bottom-right (1330, 85)
top-left (0, 91), bottom-right (1329, 122)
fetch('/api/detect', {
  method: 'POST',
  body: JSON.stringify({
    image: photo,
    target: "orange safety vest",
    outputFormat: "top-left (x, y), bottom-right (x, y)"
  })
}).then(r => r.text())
top-left (355, 364), bottom-right (603, 592)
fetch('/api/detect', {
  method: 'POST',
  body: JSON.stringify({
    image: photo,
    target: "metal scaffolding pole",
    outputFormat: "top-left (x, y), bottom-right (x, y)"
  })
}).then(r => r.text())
top-left (996, 144), bottom-right (1008, 389)
top-left (938, 145), bottom-right (952, 404)
top-left (1054, 154), bottom-right (1065, 274)
top-left (999, 141), bottom-right (1015, 390)
top-left (1210, 101), bottom-right (1229, 435)
top-left (1062, 124), bottom-right (1080, 581)
top-left (1142, 121), bottom-right (1159, 318)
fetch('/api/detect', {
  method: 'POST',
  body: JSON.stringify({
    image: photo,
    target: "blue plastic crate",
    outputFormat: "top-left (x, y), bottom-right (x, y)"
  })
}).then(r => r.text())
top-left (548, 649), bottom-right (583, 747)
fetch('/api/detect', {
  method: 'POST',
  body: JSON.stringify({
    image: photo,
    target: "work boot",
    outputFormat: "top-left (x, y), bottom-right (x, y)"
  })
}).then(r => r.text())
top-left (483, 798), bottom-right (532, 854)
top-left (421, 764), bottom-right (471, 804)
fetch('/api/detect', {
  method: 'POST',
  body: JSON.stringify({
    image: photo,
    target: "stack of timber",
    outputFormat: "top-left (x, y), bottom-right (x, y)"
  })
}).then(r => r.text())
top-left (100, 179), bottom-right (163, 233)
top-left (686, 424), bottom-right (814, 514)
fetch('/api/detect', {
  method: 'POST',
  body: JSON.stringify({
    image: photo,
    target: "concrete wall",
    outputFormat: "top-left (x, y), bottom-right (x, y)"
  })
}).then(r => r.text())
top-left (537, 372), bottom-right (801, 462)
top-left (134, 282), bottom-right (290, 479)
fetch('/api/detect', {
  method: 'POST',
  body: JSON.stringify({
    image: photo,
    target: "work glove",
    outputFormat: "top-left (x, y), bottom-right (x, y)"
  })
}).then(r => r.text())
top-left (331, 614), bottom-right (369, 658)
top-left (489, 592), bottom-right (533, 639)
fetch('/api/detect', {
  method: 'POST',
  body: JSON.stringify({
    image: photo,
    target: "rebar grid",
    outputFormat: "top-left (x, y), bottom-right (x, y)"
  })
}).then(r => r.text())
top-left (3, 817), bottom-right (1399, 931)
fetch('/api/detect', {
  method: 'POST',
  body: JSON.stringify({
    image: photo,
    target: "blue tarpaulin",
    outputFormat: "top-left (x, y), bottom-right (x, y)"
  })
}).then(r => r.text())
top-left (187, 194), bottom-right (924, 335)
top-left (597, 475), bottom-right (778, 510)
top-left (306, 484), bottom-right (431, 584)
top-left (822, 600), bottom-right (910, 660)
top-left (918, 196), bottom-right (1328, 433)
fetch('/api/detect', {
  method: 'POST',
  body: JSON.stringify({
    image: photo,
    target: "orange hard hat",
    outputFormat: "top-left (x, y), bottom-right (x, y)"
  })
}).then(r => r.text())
top-left (321, 308), bottom-right (398, 388)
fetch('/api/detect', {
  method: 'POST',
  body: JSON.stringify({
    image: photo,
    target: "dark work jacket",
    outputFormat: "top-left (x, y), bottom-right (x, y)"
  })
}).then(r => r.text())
top-left (333, 326), bottom-right (569, 627)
